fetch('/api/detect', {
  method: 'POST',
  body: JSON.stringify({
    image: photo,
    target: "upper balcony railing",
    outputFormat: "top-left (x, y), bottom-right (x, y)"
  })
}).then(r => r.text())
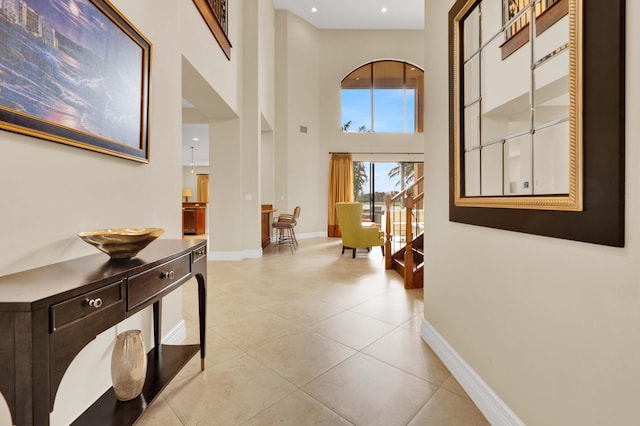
top-left (501, 0), bottom-right (567, 59)
top-left (193, 0), bottom-right (232, 59)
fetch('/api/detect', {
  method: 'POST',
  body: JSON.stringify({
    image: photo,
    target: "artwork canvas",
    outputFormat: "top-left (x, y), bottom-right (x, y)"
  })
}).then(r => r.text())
top-left (0, 0), bottom-right (151, 162)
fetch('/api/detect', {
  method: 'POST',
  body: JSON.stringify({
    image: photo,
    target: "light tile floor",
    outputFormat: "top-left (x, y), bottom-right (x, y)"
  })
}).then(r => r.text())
top-left (138, 237), bottom-right (489, 425)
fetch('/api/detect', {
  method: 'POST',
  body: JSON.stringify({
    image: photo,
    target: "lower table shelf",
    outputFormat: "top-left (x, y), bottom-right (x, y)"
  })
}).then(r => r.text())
top-left (72, 344), bottom-right (200, 426)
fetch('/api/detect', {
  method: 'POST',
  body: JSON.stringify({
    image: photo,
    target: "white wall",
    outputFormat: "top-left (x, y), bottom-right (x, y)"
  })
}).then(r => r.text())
top-left (319, 30), bottom-right (424, 155)
top-left (261, 130), bottom-right (276, 205)
top-left (180, 0), bottom-right (240, 114)
top-left (0, 0), bottom-right (187, 424)
top-left (424, 1), bottom-right (640, 425)
top-left (318, 29), bottom-right (425, 234)
top-left (259, 1), bottom-right (276, 128)
top-left (275, 17), bottom-right (425, 236)
top-left (259, 0), bottom-right (276, 210)
top-left (275, 11), bottom-right (323, 235)
top-left (179, 0), bottom-right (275, 259)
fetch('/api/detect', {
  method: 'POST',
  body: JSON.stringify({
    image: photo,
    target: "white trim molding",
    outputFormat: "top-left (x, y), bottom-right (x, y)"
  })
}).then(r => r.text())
top-left (209, 249), bottom-right (266, 261)
top-left (162, 319), bottom-right (187, 345)
top-left (242, 249), bottom-right (263, 259)
top-left (209, 251), bottom-right (243, 261)
top-left (270, 231), bottom-right (328, 243)
top-left (296, 231), bottom-right (328, 240)
top-left (421, 318), bottom-right (525, 426)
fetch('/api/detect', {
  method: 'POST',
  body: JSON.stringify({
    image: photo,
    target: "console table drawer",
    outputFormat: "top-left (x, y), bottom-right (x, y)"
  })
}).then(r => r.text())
top-left (50, 281), bottom-right (124, 332)
top-left (192, 245), bottom-right (207, 263)
top-left (127, 253), bottom-right (191, 310)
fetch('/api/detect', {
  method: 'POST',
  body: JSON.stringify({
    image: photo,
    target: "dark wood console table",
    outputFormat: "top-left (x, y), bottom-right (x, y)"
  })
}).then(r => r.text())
top-left (0, 239), bottom-right (207, 425)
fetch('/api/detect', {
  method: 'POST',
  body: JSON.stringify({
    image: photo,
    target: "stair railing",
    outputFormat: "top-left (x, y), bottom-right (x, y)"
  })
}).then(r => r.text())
top-left (403, 195), bottom-right (415, 289)
top-left (384, 176), bottom-right (424, 272)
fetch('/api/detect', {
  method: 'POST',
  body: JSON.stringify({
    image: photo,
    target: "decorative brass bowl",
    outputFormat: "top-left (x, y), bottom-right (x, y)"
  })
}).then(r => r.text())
top-left (77, 228), bottom-right (164, 259)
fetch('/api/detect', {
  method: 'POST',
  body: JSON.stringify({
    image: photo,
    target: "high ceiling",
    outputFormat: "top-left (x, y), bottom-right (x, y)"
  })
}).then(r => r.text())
top-left (273, 0), bottom-right (424, 30)
top-left (182, 1), bottom-right (425, 167)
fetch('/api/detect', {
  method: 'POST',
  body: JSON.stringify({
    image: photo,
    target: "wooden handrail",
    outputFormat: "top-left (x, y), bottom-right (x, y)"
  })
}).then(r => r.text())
top-left (384, 177), bottom-right (425, 289)
top-left (192, 0), bottom-right (232, 59)
top-left (385, 194), bottom-right (392, 270)
top-left (390, 176), bottom-right (424, 202)
top-left (403, 196), bottom-right (415, 289)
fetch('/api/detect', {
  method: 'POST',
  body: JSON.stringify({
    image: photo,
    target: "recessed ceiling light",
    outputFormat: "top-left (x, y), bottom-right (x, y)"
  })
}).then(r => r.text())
top-left (381, 7), bottom-right (388, 13)
top-left (192, 138), bottom-right (199, 141)
top-left (311, 7), bottom-right (317, 13)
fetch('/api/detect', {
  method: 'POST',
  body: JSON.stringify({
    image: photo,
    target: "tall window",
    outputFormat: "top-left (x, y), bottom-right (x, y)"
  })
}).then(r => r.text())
top-left (354, 161), bottom-right (423, 224)
top-left (341, 61), bottom-right (424, 133)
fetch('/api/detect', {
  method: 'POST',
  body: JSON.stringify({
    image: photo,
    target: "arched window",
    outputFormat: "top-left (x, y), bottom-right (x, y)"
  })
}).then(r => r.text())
top-left (341, 60), bottom-right (424, 133)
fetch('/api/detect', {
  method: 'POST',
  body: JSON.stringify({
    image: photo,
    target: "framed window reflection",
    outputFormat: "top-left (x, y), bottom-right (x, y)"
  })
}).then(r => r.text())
top-left (454, 0), bottom-right (580, 210)
top-left (448, 0), bottom-right (625, 247)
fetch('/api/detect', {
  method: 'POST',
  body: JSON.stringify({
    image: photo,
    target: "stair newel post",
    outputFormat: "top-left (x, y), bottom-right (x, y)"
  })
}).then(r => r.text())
top-left (385, 194), bottom-right (392, 269)
top-left (404, 193), bottom-right (415, 289)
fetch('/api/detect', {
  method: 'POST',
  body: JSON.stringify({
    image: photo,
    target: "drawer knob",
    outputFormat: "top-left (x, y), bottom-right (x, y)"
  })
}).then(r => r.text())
top-left (195, 249), bottom-right (206, 256)
top-left (87, 298), bottom-right (103, 308)
top-left (160, 270), bottom-right (175, 280)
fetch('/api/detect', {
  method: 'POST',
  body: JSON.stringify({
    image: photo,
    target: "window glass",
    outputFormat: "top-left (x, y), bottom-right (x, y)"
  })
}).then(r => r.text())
top-left (341, 61), bottom-right (424, 133)
top-left (354, 161), bottom-right (423, 225)
top-left (342, 64), bottom-right (372, 132)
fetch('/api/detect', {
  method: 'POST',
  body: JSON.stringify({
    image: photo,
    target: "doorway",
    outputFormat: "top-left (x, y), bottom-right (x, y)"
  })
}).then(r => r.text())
top-left (354, 161), bottom-right (423, 226)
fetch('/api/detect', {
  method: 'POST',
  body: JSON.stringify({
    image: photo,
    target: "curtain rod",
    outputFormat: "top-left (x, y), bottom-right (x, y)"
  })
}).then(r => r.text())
top-left (329, 152), bottom-right (423, 155)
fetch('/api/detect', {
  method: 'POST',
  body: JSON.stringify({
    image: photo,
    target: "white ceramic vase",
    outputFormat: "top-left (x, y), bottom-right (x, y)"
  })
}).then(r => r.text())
top-left (111, 329), bottom-right (147, 401)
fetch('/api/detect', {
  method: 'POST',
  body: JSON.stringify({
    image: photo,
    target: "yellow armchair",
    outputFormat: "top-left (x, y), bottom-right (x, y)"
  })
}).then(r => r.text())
top-left (335, 202), bottom-right (385, 258)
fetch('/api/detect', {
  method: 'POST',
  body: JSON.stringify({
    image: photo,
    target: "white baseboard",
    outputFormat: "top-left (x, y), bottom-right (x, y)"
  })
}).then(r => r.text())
top-left (208, 249), bottom-right (264, 261)
top-left (242, 249), bottom-right (262, 259)
top-left (296, 231), bottom-right (328, 240)
top-left (208, 251), bottom-right (243, 261)
top-left (270, 231), bottom-right (328, 243)
top-left (421, 318), bottom-right (525, 426)
top-left (162, 320), bottom-right (187, 345)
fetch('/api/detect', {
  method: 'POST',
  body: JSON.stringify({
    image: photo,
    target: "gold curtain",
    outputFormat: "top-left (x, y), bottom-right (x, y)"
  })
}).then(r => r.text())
top-left (327, 154), bottom-right (354, 237)
top-left (197, 174), bottom-right (209, 203)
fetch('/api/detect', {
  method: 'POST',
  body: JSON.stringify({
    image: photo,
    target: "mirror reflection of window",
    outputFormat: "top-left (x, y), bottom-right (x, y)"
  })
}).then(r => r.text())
top-left (459, 0), bottom-right (571, 199)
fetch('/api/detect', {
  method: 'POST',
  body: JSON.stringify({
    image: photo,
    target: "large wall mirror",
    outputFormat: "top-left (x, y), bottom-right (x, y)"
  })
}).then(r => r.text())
top-left (454, 0), bottom-right (580, 209)
top-left (448, 0), bottom-right (625, 246)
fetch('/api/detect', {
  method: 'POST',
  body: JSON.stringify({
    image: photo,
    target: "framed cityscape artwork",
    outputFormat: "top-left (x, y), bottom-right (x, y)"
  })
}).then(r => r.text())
top-left (0, 0), bottom-right (151, 162)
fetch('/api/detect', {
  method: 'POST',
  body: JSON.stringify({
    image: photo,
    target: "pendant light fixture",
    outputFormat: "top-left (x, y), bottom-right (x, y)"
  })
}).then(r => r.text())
top-left (190, 146), bottom-right (195, 174)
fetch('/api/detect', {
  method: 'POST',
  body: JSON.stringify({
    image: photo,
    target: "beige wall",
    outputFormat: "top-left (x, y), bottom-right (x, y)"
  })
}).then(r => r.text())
top-left (185, 0), bottom-right (277, 259)
top-left (180, 0), bottom-right (240, 114)
top-left (275, 16), bottom-right (425, 236)
top-left (424, 1), bottom-right (640, 424)
top-left (318, 30), bottom-right (424, 235)
top-left (275, 11), bottom-right (323, 235)
top-left (0, 0), bottom-right (247, 423)
top-left (319, 29), bottom-right (424, 155)
top-left (0, 0), bottom-right (183, 423)
top-left (259, 1), bottom-right (276, 128)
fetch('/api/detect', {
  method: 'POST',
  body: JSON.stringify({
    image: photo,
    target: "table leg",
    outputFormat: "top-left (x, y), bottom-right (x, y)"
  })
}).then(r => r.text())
top-left (197, 273), bottom-right (206, 370)
top-left (153, 300), bottom-right (162, 350)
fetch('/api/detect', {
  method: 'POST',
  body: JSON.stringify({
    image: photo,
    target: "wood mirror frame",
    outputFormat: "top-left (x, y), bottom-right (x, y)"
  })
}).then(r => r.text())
top-left (448, 0), bottom-right (625, 247)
